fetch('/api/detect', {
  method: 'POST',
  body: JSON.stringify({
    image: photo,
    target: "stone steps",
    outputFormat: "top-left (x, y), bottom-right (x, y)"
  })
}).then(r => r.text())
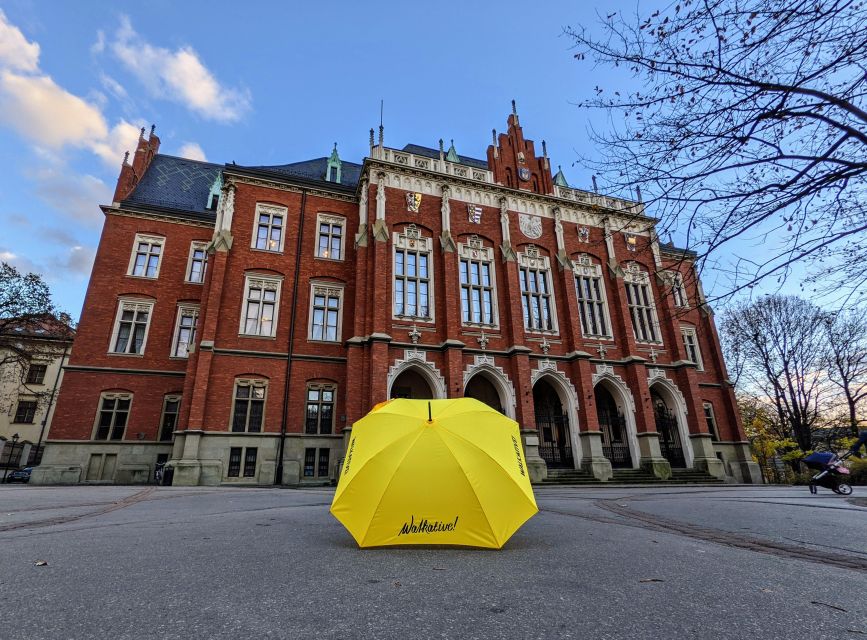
top-left (538, 467), bottom-right (725, 485)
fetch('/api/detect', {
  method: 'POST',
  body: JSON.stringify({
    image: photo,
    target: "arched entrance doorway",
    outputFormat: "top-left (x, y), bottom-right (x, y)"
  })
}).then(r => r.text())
top-left (533, 378), bottom-right (573, 468)
top-left (651, 388), bottom-right (686, 468)
top-left (390, 368), bottom-right (434, 399)
top-left (595, 385), bottom-right (632, 468)
top-left (464, 374), bottom-right (504, 414)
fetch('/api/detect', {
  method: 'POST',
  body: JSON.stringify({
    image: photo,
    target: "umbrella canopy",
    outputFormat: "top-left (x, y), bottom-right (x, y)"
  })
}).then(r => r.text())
top-left (330, 398), bottom-right (538, 549)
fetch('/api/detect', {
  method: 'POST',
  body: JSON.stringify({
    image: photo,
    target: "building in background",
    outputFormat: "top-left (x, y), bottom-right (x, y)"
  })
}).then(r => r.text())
top-left (0, 315), bottom-right (74, 473)
top-left (33, 105), bottom-right (761, 486)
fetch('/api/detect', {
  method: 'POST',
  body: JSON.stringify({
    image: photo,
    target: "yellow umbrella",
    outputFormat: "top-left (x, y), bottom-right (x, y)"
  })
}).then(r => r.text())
top-left (330, 398), bottom-right (538, 549)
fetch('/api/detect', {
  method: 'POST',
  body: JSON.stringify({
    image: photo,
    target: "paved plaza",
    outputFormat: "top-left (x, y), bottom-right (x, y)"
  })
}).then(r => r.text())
top-left (0, 484), bottom-right (865, 639)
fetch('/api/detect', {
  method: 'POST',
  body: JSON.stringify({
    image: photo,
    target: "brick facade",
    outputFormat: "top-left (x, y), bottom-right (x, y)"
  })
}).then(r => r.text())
top-left (34, 109), bottom-right (761, 486)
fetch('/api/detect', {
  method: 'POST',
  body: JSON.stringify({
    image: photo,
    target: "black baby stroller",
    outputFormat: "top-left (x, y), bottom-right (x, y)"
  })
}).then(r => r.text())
top-left (802, 451), bottom-right (854, 495)
top-left (802, 430), bottom-right (866, 495)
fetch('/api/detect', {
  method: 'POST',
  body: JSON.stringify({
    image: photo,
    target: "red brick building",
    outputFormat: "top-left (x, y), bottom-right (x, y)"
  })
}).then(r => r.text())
top-left (34, 107), bottom-right (761, 486)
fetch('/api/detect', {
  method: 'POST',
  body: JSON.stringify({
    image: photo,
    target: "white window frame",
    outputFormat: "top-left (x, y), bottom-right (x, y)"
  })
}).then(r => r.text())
top-left (230, 378), bottom-right (267, 433)
top-left (251, 203), bottom-right (287, 253)
top-left (109, 299), bottom-right (155, 355)
top-left (573, 254), bottom-right (613, 339)
top-left (239, 274), bottom-right (282, 338)
top-left (308, 282), bottom-right (344, 342)
top-left (93, 392), bottom-right (133, 441)
top-left (392, 225), bottom-right (435, 323)
top-left (458, 236), bottom-right (499, 329)
top-left (127, 234), bottom-right (165, 279)
top-left (703, 402), bottom-right (719, 441)
top-left (315, 213), bottom-right (345, 261)
top-left (681, 325), bottom-right (704, 371)
top-left (518, 245), bottom-right (558, 334)
top-left (185, 241), bottom-right (209, 284)
top-left (171, 305), bottom-right (199, 358)
top-left (624, 262), bottom-right (662, 344)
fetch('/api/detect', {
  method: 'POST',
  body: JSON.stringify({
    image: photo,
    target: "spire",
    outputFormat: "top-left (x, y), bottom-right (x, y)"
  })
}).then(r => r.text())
top-left (445, 139), bottom-right (459, 163)
top-left (511, 99), bottom-right (517, 116)
top-left (553, 165), bottom-right (569, 188)
top-left (439, 138), bottom-right (445, 162)
top-left (326, 142), bottom-right (342, 183)
top-left (542, 140), bottom-right (548, 158)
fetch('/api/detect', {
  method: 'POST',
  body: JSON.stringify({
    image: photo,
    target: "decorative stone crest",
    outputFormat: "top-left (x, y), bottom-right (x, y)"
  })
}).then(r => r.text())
top-left (519, 213), bottom-right (542, 239)
top-left (408, 325), bottom-right (421, 344)
top-left (624, 232), bottom-right (638, 252)
top-left (577, 226), bottom-right (590, 243)
top-left (467, 203), bottom-right (483, 224)
top-left (406, 192), bottom-right (422, 212)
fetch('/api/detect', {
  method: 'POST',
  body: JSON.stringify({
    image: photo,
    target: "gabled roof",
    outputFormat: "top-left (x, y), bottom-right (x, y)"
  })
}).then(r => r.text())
top-left (123, 155), bottom-right (222, 217)
top-left (659, 241), bottom-right (698, 258)
top-left (245, 157), bottom-right (363, 188)
top-left (402, 144), bottom-right (489, 170)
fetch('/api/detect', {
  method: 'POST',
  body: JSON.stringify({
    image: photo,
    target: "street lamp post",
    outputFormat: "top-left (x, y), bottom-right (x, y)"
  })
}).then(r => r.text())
top-left (2, 433), bottom-right (20, 483)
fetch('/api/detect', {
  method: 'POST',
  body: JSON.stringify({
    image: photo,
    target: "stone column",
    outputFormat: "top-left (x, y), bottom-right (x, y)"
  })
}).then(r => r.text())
top-left (572, 358), bottom-right (612, 481)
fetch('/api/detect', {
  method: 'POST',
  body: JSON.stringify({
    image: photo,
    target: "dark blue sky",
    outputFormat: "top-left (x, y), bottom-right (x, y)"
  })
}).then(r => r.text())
top-left (0, 0), bottom-right (807, 318)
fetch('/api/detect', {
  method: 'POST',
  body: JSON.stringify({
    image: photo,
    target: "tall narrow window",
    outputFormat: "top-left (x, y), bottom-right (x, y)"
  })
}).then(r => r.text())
top-left (624, 263), bottom-right (661, 343)
top-left (186, 242), bottom-right (208, 283)
top-left (110, 300), bottom-right (154, 355)
top-left (303, 448), bottom-right (316, 477)
top-left (231, 379), bottom-right (266, 432)
top-left (458, 236), bottom-right (497, 326)
top-left (703, 402), bottom-right (719, 441)
top-left (26, 364), bottom-right (47, 385)
top-left (94, 393), bottom-right (131, 440)
top-left (309, 284), bottom-right (342, 342)
top-left (252, 204), bottom-right (286, 252)
top-left (393, 225), bottom-right (433, 320)
top-left (573, 255), bottom-right (612, 338)
top-left (227, 447), bottom-right (242, 477)
top-left (128, 234), bottom-right (164, 278)
top-left (240, 275), bottom-right (282, 337)
top-left (243, 448), bottom-right (258, 477)
top-left (681, 326), bottom-right (704, 370)
top-left (159, 396), bottom-right (180, 441)
top-left (672, 272), bottom-right (689, 308)
top-left (171, 305), bottom-right (199, 358)
top-left (316, 214), bottom-right (345, 260)
top-left (318, 449), bottom-right (331, 477)
top-left (303, 448), bottom-right (330, 478)
top-left (305, 385), bottom-right (335, 434)
top-left (518, 246), bottom-right (556, 332)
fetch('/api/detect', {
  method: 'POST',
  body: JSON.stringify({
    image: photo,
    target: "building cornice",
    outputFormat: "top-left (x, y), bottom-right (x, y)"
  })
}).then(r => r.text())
top-left (222, 166), bottom-right (357, 203)
top-left (101, 204), bottom-right (216, 228)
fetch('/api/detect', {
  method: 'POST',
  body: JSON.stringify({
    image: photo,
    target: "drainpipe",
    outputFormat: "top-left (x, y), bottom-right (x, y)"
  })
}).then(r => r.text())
top-left (275, 189), bottom-right (307, 484)
top-left (35, 343), bottom-right (69, 463)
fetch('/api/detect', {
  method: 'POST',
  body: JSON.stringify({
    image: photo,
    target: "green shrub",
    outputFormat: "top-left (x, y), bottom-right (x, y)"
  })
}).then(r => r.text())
top-left (847, 458), bottom-right (867, 486)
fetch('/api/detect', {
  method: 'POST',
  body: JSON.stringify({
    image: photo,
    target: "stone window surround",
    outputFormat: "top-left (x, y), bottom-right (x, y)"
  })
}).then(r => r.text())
top-left (239, 273), bottom-right (283, 338)
top-left (315, 212), bottom-right (346, 261)
top-left (457, 235), bottom-right (499, 330)
top-left (307, 281), bottom-right (344, 343)
top-left (108, 298), bottom-right (155, 356)
top-left (126, 233), bottom-right (165, 279)
top-left (170, 304), bottom-right (199, 358)
top-left (250, 203), bottom-right (288, 253)
top-left (91, 391), bottom-right (133, 441)
top-left (392, 225), bottom-right (436, 324)
top-left (229, 378), bottom-right (268, 433)
top-left (681, 325), bottom-right (705, 371)
top-left (185, 241), bottom-right (209, 284)
top-left (573, 253), bottom-right (614, 340)
top-left (624, 262), bottom-right (663, 345)
top-left (517, 245), bottom-right (559, 335)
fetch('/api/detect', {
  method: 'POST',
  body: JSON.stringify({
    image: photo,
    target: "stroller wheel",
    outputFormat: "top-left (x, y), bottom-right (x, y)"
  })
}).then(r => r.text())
top-left (833, 483), bottom-right (853, 496)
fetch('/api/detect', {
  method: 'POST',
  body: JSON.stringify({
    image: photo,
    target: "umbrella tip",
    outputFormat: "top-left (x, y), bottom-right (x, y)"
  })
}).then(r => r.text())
top-left (428, 401), bottom-right (432, 423)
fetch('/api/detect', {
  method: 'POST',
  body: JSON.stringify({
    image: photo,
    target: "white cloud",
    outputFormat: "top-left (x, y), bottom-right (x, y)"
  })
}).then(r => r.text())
top-left (51, 245), bottom-right (96, 276)
top-left (99, 72), bottom-right (127, 101)
top-left (27, 166), bottom-right (112, 226)
top-left (0, 71), bottom-right (107, 146)
top-left (177, 142), bottom-right (207, 161)
top-left (91, 29), bottom-right (105, 55)
top-left (90, 119), bottom-right (143, 166)
top-left (0, 9), bottom-right (40, 72)
top-left (111, 16), bottom-right (250, 122)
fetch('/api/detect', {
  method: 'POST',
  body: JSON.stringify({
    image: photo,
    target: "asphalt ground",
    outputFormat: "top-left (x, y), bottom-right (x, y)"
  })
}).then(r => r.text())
top-left (0, 484), bottom-right (865, 640)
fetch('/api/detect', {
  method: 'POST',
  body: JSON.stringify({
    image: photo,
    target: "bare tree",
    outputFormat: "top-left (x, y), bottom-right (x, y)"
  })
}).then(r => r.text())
top-left (567, 0), bottom-right (867, 302)
top-left (822, 307), bottom-right (867, 435)
top-left (0, 262), bottom-right (71, 414)
top-left (721, 295), bottom-right (828, 451)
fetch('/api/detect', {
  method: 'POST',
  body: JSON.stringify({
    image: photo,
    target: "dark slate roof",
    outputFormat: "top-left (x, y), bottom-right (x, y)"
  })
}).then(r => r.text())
top-left (245, 157), bottom-right (363, 188)
top-left (402, 144), bottom-right (489, 170)
top-left (659, 241), bottom-right (698, 258)
top-left (123, 155), bottom-right (222, 216)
